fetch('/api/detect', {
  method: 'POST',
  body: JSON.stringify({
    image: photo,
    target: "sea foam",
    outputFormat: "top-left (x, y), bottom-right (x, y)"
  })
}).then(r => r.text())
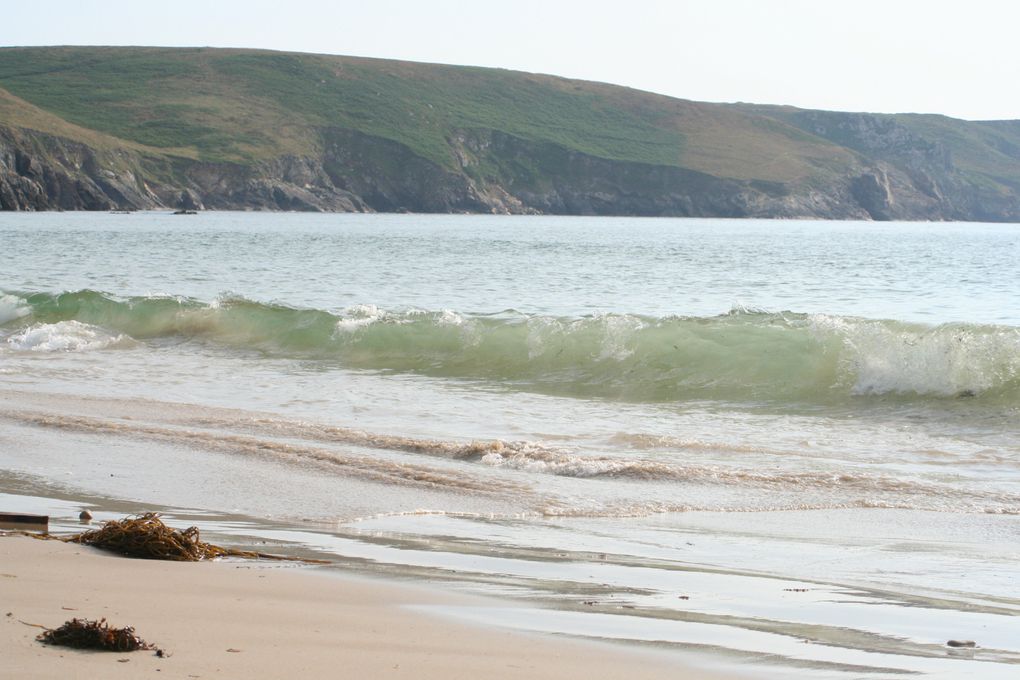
top-left (0, 294), bottom-right (30, 325)
top-left (4, 320), bottom-right (133, 352)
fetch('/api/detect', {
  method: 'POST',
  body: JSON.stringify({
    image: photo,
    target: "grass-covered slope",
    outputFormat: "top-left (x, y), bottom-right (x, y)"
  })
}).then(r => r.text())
top-left (0, 46), bottom-right (851, 181)
top-left (738, 104), bottom-right (1020, 198)
top-left (2, 46), bottom-right (1020, 219)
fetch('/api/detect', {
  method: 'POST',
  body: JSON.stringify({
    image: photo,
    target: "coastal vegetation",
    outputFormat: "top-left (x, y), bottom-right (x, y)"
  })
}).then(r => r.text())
top-left (2, 46), bottom-right (1020, 219)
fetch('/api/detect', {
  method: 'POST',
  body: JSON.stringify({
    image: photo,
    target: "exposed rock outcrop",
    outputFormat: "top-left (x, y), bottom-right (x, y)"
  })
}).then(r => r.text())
top-left (3, 121), bottom-right (1020, 221)
top-left (1, 128), bottom-right (119, 210)
top-left (762, 109), bottom-right (1020, 221)
top-left (850, 170), bottom-right (893, 221)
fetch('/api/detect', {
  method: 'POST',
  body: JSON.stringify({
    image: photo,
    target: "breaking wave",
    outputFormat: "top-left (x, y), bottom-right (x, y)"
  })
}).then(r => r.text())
top-left (3, 289), bottom-right (1020, 405)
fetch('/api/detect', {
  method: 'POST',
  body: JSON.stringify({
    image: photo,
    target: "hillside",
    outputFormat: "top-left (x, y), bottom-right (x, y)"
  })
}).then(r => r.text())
top-left (2, 45), bottom-right (1020, 219)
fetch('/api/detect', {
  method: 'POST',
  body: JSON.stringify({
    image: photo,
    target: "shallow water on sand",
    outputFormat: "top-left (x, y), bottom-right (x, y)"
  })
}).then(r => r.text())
top-left (2, 212), bottom-right (1019, 678)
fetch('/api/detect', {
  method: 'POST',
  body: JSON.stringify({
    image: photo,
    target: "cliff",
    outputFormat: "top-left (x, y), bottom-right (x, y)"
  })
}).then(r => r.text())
top-left (2, 46), bottom-right (1020, 220)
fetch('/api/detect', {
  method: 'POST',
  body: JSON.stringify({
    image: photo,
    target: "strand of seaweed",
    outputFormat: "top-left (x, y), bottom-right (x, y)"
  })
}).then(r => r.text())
top-left (36, 617), bottom-right (165, 655)
top-left (2, 513), bottom-right (329, 563)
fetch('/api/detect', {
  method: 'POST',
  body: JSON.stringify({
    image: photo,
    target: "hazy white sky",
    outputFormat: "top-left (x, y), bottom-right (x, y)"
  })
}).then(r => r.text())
top-left (2, 0), bottom-right (1018, 120)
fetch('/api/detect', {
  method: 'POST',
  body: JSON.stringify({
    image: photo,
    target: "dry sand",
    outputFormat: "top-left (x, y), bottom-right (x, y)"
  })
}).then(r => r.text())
top-left (1, 536), bottom-right (741, 679)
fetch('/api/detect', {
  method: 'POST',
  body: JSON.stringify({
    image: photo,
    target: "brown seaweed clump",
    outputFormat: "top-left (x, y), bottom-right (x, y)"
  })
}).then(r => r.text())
top-left (37, 618), bottom-right (158, 652)
top-left (65, 513), bottom-right (240, 561)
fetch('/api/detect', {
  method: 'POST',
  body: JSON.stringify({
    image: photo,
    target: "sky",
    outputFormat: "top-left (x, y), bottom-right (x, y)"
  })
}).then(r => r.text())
top-left (2, 0), bottom-right (1018, 120)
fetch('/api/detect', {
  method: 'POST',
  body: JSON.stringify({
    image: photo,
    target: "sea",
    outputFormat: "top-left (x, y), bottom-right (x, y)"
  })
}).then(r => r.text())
top-left (2, 212), bottom-right (1018, 678)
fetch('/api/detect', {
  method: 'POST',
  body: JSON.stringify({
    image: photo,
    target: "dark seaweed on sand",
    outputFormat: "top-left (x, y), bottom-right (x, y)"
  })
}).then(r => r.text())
top-left (61, 512), bottom-right (327, 563)
top-left (37, 618), bottom-right (158, 652)
top-left (2, 512), bottom-right (328, 563)
top-left (65, 512), bottom-right (240, 561)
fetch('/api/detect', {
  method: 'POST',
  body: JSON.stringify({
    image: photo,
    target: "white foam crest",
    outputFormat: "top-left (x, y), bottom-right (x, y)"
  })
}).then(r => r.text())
top-left (335, 304), bottom-right (385, 333)
top-left (436, 309), bottom-right (465, 326)
top-left (334, 305), bottom-right (469, 335)
top-left (4, 320), bottom-right (134, 352)
top-left (728, 301), bottom-right (773, 315)
top-left (480, 448), bottom-right (671, 478)
top-left (0, 294), bottom-right (30, 325)
top-left (810, 314), bottom-right (1020, 396)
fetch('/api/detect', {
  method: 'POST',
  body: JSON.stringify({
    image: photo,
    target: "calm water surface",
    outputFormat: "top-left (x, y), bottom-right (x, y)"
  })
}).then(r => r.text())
top-left (4, 213), bottom-right (1020, 323)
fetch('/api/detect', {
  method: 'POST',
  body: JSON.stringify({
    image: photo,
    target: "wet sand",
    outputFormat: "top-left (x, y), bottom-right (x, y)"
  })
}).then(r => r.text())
top-left (1, 536), bottom-right (741, 680)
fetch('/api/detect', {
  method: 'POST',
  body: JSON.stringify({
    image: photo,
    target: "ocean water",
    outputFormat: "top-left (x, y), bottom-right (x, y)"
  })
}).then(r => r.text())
top-left (2, 212), bottom-right (1019, 678)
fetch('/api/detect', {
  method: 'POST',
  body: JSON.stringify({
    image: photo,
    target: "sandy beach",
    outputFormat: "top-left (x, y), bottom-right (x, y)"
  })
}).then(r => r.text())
top-left (1, 536), bottom-right (739, 680)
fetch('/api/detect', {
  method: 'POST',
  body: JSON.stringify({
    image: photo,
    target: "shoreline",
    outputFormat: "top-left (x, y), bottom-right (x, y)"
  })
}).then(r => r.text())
top-left (1, 208), bottom-right (1003, 224)
top-left (1, 535), bottom-right (742, 680)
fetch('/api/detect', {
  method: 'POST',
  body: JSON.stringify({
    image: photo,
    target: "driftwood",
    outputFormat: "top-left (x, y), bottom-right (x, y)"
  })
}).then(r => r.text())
top-left (0, 513), bottom-right (48, 531)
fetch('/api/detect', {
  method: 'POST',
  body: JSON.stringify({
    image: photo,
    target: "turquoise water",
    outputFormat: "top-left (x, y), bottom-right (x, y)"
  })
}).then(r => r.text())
top-left (2, 212), bottom-right (1019, 678)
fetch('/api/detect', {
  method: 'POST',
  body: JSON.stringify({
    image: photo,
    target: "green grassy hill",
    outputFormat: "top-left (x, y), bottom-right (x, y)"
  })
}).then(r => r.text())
top-left (0, 46), bottom-right (852, 177)
top-left (2, 46), bottom-right (1020, 220)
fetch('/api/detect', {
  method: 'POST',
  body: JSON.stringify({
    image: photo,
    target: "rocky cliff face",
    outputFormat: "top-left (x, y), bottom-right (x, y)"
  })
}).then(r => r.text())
top-left (3, 121), bottom-right (1020, 221)
top-left (773, 110), bottom-right (1020, 221)
top-left (0, 127), bottom-right (146, 210)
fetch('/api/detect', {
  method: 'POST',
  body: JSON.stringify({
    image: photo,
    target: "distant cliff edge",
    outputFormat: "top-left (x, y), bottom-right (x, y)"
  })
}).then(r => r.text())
top-left (3, 47), bottom-right (1020, 220)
